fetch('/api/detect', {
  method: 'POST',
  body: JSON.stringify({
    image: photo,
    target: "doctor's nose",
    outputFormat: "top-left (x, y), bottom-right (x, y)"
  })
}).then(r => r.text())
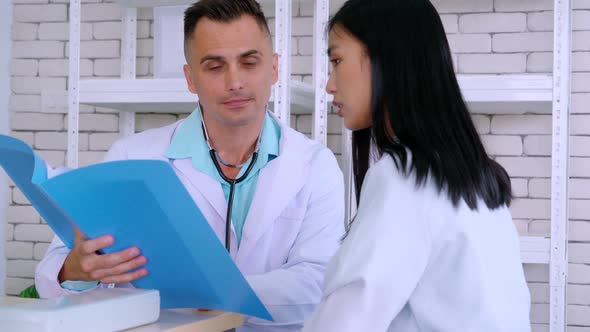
top-left (225, 66), bottom-right (244, 91)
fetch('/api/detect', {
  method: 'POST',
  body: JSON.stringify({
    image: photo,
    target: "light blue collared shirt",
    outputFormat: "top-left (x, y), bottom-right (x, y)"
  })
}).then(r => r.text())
top-left (164, 106), bottom-right (281, 246)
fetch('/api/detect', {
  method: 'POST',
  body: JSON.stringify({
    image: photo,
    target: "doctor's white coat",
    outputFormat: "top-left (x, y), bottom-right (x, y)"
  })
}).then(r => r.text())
top-left (35, 117), bottom-right (345, 332)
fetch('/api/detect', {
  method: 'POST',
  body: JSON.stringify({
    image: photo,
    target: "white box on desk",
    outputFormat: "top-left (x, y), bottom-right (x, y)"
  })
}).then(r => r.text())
top-left (0, 288), bottom-right (160, 332)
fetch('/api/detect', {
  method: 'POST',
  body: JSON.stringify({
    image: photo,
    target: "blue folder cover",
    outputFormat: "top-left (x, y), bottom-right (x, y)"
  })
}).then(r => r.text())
top-left (0, 134), bottom-right (272, 321)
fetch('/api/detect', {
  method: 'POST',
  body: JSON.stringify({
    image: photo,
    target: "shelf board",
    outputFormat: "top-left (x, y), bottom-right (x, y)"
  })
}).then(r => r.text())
top-left (78, 78), bottom-right (316, 114)
top-left (79, 78), bottom-right (195, 113)
top-left (459, 74), bottom-right (552, 114)
top-left (519, 236), bottom-right (550, 264)
top-left (114, 0), bottom-right (294, 7)
top-left (78, 74), bottom-right (552, 115)
top-left (114, 0), bottom-right (216, 7)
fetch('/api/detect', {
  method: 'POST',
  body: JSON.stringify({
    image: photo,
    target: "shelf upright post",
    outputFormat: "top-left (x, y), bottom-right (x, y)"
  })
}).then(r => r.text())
top-left (67, 0), bottom-right (82, 169)
top-left (120, 7), bottom-right (138, 137)
top-left (274, 0), bottom-right (292, 126)
top-left (312, 0), bottom-right (329, 146)
top-left (342, 126), bottom-right (356, 228)
top-left (550, 0), bottom-right (572, 330)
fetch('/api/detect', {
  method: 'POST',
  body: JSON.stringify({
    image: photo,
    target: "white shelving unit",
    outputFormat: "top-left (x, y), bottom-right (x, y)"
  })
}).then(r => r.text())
top-left (78, 79), bottom-right (317, 114)
top-left (67, 0), bottom-right (571, 330)
top-left (459, 74), bottom-right (553, 114)
top-left (548, 1), bottom-right (571, 329)
top-left (69, 0), bottom-right (330, 140)
top-left (77, 74), bottom-right (553, 114)
top-left (63, 1), bottom-right (329, 149)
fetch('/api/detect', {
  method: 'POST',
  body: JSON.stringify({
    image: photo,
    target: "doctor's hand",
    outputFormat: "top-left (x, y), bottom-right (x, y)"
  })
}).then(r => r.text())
top-left (58, 228), bottom-right (148, 284)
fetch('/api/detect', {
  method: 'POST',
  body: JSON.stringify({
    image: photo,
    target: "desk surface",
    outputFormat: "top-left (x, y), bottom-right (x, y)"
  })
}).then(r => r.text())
top-left (1, 296), bottom-right (244, 332)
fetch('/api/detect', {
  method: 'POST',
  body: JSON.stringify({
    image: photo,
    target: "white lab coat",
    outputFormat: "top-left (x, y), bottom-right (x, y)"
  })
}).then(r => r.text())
top-left (35, 117), bottom-right (345, 332)
top-left (303, 154), bottom-right (531, 332)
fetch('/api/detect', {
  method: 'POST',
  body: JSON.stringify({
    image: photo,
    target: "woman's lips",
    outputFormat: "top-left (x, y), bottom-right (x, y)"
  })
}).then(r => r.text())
top-left (333, 101), bottom-right (343, 117)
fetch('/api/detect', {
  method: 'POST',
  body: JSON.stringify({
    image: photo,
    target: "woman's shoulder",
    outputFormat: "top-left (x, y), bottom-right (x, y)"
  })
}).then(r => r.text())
top-left (364, 153), bottom-right (415, 190)
top-left (361, 153), bottom-right (442, 212)
top-left (358, 154), bottom-right (424, 211)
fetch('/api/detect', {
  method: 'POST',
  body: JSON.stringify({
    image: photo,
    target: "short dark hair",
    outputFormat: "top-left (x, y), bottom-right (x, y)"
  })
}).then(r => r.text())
top-left (184, 0), bottom-right (271, 61)
top-left (330, 0), bottom-right (512, 211)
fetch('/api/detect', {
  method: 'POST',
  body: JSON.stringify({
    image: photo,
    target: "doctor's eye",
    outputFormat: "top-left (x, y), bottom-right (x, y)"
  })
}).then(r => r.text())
top-left (330, 59), bottom-right (341, 67)
top-left (241, 57), bottom-right (261, 68)
top-left (204, 62), bottom-right (224, 72)
top-left (242, 61), bottom-right (259, 68)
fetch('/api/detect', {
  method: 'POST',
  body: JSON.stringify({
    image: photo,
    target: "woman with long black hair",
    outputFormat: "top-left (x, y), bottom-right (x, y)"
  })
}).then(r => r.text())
top-left (302, 0), bottom-right (531, 331)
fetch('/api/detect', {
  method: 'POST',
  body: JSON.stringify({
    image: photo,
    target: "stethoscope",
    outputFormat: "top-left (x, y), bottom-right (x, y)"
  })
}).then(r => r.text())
top-left (200, 109), bottom-right (262, 252)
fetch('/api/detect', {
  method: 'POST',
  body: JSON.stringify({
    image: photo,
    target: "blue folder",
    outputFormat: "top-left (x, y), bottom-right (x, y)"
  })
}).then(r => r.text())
top-left (0, 134), bottom-right (272, 321)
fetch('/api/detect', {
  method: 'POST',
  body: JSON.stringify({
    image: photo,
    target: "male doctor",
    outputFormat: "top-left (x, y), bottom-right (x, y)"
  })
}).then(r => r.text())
top-left (35, 0), bottom-right (345, 331)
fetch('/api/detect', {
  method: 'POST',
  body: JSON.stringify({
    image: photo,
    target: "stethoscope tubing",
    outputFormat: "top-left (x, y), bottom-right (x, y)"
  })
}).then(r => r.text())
top-left (210, 149), bottom-right (259, 252)
top-left (201, 106), bottom-right (263, 253)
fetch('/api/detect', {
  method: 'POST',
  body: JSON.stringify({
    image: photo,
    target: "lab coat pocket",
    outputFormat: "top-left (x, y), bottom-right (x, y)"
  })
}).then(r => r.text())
top-left (274, 206), bottom-right (306, 244)
top-left (269, 206), bottom-right (307, 268)
top-left (277, 206), bottom-right (306, 221)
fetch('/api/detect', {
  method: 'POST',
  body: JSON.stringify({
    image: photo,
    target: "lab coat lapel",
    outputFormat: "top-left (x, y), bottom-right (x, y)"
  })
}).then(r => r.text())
top-left (170, 158), bottom-right (227, 228)
top-left (236, 128), bottom-right (307, 262)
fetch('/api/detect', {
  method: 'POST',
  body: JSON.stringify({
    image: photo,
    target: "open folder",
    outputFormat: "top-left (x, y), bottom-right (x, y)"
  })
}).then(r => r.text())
top-left (0, 134), bottom-right (272, 321)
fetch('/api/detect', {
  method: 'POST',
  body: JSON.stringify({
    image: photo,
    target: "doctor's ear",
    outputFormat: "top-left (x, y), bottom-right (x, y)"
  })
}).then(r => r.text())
top-left (183, 64), bottom-right (199, 94)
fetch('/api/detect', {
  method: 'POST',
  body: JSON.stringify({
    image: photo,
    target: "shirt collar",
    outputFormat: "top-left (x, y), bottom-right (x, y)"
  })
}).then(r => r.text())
top-left (164, 105), bottom-right (280, 175)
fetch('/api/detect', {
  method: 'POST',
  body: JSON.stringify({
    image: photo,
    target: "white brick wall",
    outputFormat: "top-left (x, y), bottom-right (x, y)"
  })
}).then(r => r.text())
top-left (4, 1), bottom-right (590, 330)
top-left (529, 179), bottom-right (551, 199)
top-left (12, 41), bottom-right (64, 58)
top-left (524, 135), bottom-right (552, 156)
top-left (11, 113), bottom-right (63, 131)
top-left (11, 59), bottom-right (37, 76)
top-left (493, 32), bottom-right (553, 53)
top-left (33, 242), bottom-right (49, 261)
top-left (13, 5), bottom-right (67, 23)
top-left (6, 242), bottom-right (33, 260)
top-left (574, 52), bottom-right (590, 71)
top-left (448, 34), bottom-right (492, 53)
top-left (491, 115), bottom-right (552, 135)
top-left (569, 7), bottom-right (590, 325)
top-left (527, 52), bottom-right (553, 72)
top-left (494, 0), bottom-right (553, 12)
top-left (459, 53), bottom-right (527, 73)
top-left (432, 0), bottom-right (493, 14)
top-left (80, 3), bottom-right (122, 22)
top-left (88, 133), bottom-right (118, 151)
top-left (12, 23), bottom-right (38, 41)
top-left (527, 11), bottom-right (553, 32)
top-left (459, 13), bottom-right (526, 33)
top-left (572, 200), bottom-right (590, 220)
top-left (11, 77), bottom-right (66, 94)
top-left (496, 157), bottom-right (552, 177)
top-left (481, 135), bottom-right (523, 156)
top-left (135, 114), bottom-right (177, 132)
top-left (38, 22), bottom-right (93, 41)
top-left (512, 178), bottom-right (529, 198)
top-left (439, 15), bottom-right (458, 34)
top-left (472, 114), bottom-right (491, 134)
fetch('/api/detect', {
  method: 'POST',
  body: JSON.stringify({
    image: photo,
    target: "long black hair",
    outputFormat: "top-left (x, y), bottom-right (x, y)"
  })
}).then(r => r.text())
top-left (331, 0), bottom-right (512, 210)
